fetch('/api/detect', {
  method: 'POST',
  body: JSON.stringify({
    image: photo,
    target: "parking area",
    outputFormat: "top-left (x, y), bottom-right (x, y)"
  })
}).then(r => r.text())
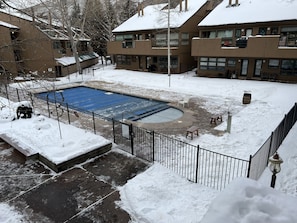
top-left (0, 139), bottom-right (149, 222)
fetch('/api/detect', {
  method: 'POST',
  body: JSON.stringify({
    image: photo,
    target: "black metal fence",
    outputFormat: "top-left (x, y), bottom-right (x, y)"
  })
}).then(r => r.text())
top-left (112, 119), bottom-right (250, 191)
top-left (249, 103), bottom-right (297, 180)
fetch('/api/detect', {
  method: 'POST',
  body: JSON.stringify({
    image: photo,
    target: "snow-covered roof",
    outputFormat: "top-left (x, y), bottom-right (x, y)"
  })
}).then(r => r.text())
top-left (0, 21), bottom-right (19, 29)
top-left (113, 0), bottom-right (208, 33)
top-left (55, 53), bottom-right (98, 66)
top-left (199, 0), bottom-right (297, 27)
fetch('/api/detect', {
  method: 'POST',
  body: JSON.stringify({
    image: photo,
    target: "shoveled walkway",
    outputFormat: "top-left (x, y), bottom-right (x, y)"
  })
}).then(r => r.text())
top-left (0, 138), bottom-right (149, 222)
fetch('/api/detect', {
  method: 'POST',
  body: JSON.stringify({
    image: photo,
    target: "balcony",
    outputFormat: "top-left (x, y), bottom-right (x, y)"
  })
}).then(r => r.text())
top-left (191, 35), bottom-right (297, 59)
top-left (107, 40), bottom-right (180, 56)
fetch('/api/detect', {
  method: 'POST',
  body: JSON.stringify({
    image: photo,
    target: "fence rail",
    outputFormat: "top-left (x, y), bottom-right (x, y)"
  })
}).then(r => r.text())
top-left (249, 103), bottom-right (297, 180)
top-left (113, 119), bottom-right (250, 191)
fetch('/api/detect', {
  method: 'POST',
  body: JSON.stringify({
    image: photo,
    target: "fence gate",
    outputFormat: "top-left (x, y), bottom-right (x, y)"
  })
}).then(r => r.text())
top-left (112, 119), bottom-right (133, 154)
top-left (112, 120), bottom-right (154, 162)
top-left (132, 126), bottom-right (154, 162)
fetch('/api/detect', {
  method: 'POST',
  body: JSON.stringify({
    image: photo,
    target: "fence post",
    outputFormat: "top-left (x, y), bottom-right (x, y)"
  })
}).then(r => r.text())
top-left (195, 145), bottom-right (200, 183)
top-left (152, 130), bottom-right (155, 162)
top-left (92, 112), bottom-right (96, 134)
top-left (16, 88), bottom-right (20, 102)
top-left (66, 103), bottom-right (70, 124)
top-left (29, 92), bottom-right (34, 107)
top-left (4, 84), bottom-right (9, 100)
top-left (112, 119), bottom-right (116, 143)
top-left (130, 124), bottom-right (134, 155)
top-left (266, 132), bottom-right (274, 165)
top-left (292, 103), bottom-right (297, 126)
top-left (246, 155), bottom-right (252, 178)
top-left (282, 114), bottom-right (287, 142)
top-left (47, 97), bottom-right (50, 118)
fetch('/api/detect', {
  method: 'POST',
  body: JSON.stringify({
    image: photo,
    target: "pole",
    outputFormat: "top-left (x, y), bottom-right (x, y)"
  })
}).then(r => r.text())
top-left (168, 0), bottom-right (171, 88)
top-left (227, 111), bottom-right (232, 133)
top-left (270, 172), bottom-right (276, 188)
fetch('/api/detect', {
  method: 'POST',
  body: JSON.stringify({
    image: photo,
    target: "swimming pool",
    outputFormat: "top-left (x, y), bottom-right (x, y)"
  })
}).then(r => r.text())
top-left (37, 86), bottom-right (183, 122)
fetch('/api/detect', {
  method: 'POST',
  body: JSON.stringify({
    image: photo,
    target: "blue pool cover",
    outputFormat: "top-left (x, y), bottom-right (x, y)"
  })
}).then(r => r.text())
top-left (37, 86), bottom-right (169, 121)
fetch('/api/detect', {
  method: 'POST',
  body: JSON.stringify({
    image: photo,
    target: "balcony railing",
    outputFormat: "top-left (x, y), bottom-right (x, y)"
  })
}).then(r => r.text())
top-left (191, 35), bottom-right (297, 58)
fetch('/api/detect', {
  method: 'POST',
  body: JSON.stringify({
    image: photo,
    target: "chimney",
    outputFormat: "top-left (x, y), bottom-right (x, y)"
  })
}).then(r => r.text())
top-left (141, 2), bottom-right (144, 16)
top-left (138, 2), bottom-right (140, 16)
top-left (180, 0), bottom-right (182, 11)
top-left (185, 0), bottom-right (188, 11)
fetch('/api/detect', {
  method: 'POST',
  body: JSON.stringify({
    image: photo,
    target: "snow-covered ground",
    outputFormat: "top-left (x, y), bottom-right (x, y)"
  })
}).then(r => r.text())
top-left (1, 64), bottom-right (297, 222)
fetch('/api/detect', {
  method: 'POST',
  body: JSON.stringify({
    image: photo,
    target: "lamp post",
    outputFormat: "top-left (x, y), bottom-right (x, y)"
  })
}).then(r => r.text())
top-left (167, 0), bottom-right (171, 88)
top-left (268, 152), bottom-right (283, 188)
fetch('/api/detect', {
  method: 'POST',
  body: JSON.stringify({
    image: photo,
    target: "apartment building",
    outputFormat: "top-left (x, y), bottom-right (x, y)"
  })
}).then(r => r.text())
top-left (192, 0), bottom-right (297, 82)
top-left (107, 0), bottom-right (219, 74)
top-left (0, 10), bottom-right (98, 80)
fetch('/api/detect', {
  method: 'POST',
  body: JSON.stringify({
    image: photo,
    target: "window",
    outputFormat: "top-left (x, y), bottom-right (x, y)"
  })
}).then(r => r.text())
top-left (155, 33), bottom-right (167, 47)
top-left (241, 59), bottom-right (248, 76)
top-left (217, 30), bottom-right (233, 46)
top-left (170, 33), bottom-right (179, 47)
top-left (268, 59), bottom-right (279, 68)
top-left (199, 57), bottom-right (226, 70)
top-left (227, 58), bottom-right (236, 67)
top-left (136, 34), bottom-right (142, 40)
top-left (158, 56), bottom-right (178, 69)
top-left (116, 55), bottom-right (131, 65)
top-left (217, 30), bottom-right (233, 38)
top-left (155, 33), bottom-right (179, 47)
top-left (281, 60), bottom-right (297, 76)
top-left (217, 58), bottom-right (226, 69)
top-left (258, 27), bottom-right (267, 35)
top-left (235, 29), bottom-right (241, 38)
top-left (53, 41), bottom-right (61, 49)
top-left (201, 31), bottom-right (216, 38)
top-left (271, 27), bottom-right (279, 35)
top-left (245, 29), bottom-right (252, 37)
top-left (280, 27), bottom-right (297, 46)
top-left (115, 35), bottom-right (124, 41)
top-left (254, 60), bottom-right (262, 76)
top-left (209, 31), bottom-right (216, 38)
top-left (181, 33), bottom-right (189, 45)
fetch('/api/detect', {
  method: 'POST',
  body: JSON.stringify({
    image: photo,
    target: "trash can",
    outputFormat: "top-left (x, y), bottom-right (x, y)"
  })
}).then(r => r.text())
top-left (242, 92), bottom-right (251, 104)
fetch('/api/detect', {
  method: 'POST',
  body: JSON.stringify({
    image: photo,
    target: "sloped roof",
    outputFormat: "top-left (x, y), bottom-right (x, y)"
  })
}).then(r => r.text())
top-left (113, 0), bottom-right (208, 33)
top-left (198, 0), bottom-right (297, 27)
top-left (0, 21), bottom-right (19, 29)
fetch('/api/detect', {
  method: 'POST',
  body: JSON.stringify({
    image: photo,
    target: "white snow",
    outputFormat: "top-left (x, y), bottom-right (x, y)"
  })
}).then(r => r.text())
top-left (0, 20), bottom-right (19, 29)
top-left (1, 65), bottom-right (297, 222)
top-left (113, 0), bottom-right (208, 32)
top-left (0, 99), bottom-right (110, 165)
top-left (199, 0), bottom-right (297, 26)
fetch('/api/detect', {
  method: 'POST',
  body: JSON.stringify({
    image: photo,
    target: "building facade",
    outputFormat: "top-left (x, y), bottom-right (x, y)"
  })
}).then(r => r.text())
top-left (108, 0), bottom-right (219, 74)
top-left (192, 0), bottom-right (297, 82)
top-left (0, 10), bottom-right (98, 80)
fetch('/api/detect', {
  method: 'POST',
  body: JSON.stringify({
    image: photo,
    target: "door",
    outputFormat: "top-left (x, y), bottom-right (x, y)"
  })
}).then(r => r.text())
top-left (241, 59), bottom-right (248, 76)
top-left (254, 60), bottom-right (262, 77)
top-left (55, 66), bottom-right (62, 77)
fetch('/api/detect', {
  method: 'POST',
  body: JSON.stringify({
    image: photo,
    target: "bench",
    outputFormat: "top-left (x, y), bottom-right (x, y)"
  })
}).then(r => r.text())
top-left (210, 115), bottom-right (223, 125)
top-left (186, 126), bottom-right (199, 140)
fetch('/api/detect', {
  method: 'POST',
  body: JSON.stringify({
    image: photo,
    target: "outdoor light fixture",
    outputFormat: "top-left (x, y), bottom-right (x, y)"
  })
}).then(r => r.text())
top-left (269, 152), bottom-right (283, 188)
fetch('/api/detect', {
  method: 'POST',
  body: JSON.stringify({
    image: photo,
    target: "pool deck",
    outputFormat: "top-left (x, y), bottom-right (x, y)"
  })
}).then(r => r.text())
top-left (32, 81), bottom-right (223, 137)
